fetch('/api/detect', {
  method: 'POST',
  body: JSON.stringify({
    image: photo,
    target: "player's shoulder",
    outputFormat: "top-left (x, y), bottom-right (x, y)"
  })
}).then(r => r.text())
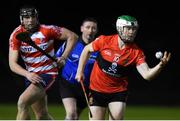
top-left (95, 34), bottom-right (117, 41)
top-left (11, 25), bottom-right (22, 34)
top-left (10, 25), bottom-right (23, 39)
top-left (40, 24), bottom-right (63, 33)
top-left (40, 24), bottom-right (61, 29)
top-left (98, 34), bottom-right (117, 38)
top-left (127, 43), bottom-right (144, 54)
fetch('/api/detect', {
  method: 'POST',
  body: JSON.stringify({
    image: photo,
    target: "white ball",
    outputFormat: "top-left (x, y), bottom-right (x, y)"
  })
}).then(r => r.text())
top-left (155, 51), bottom-right (163, 59)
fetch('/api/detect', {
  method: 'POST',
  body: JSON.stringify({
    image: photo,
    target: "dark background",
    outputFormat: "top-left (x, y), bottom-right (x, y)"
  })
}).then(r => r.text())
top-left (0, 0), bottom-right (179, 105)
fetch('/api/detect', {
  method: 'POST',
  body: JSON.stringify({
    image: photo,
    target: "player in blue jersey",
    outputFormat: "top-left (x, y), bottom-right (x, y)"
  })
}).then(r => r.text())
top-left (56, 17), bottom-right (98, 120)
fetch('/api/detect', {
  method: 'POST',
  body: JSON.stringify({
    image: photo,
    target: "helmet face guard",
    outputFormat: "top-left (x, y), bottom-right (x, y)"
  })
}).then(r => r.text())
top-left (20, 6), bottom-right (39, 32)
top-left (116, 15), bottom-right (138, 43)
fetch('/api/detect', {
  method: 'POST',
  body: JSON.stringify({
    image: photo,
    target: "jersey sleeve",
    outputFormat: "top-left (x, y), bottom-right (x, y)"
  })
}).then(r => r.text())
top-left (135, 49), bottom-right (146, 65)
top-left (92, 35), bottom-right (105, 51)
top-left (9, 31), bottom-right (21, 50)
top-left (49, 25), bottom-right (63, 40)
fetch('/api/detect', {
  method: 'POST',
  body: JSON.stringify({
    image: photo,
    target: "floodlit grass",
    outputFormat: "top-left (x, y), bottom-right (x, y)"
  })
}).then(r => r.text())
top-left (0, 103), bottom-right (180, 120)
top-left (125, 105), bottom-right (180, 120)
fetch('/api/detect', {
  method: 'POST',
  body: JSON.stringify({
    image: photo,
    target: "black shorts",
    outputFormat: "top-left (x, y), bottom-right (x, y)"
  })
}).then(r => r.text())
top-left (89, 89), bottom-right (128, 107)
top-left (59, 78), bottom-right (89, 109)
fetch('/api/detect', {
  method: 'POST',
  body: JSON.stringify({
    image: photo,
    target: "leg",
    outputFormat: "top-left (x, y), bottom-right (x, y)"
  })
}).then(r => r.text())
top-left (89, 106), bottom-right (106, 120)
top-left (62, 98), bottom-right (78, 120)
top-left (59, 78), bottom-right (85, 120)
top-left (31, 95), bottom-right (53, 120)
top-left (108, 102), bottom-right (126, 120)
top-left (16, 83), bottom-right (46, 120)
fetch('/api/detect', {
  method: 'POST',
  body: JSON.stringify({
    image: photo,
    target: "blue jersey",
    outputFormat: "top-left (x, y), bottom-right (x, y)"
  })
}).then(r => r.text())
top-left (56, 38), bottom-right (98, 86)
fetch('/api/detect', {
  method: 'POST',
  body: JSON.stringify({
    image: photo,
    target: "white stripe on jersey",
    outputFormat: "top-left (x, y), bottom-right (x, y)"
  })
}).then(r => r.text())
top-left (10, 25), bottom-right (60, 74)
top-left (20, 40), bottom-right (54, 53)
top-left (46, 72), bottom-right (58, 75)
top-left (21, 31), bottom-right (56, 73)
top-left (31, 31), bottom-right (45, 40)
top-left (22, 49), bottom-right (55, 63)
top-left (27, 62), bottom-right (57, 72)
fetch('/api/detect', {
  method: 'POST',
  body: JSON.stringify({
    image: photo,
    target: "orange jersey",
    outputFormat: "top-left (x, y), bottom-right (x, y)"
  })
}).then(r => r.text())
top-left (90, 34), bottom-right (145, 93)
top-left (9, 24), bottom-right (63, 75)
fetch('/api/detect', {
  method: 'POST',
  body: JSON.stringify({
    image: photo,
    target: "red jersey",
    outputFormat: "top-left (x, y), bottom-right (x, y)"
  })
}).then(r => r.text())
top-left (90, 34), bottom-right (145, 93)
top-left (9, 24), bottom-right (63, 75)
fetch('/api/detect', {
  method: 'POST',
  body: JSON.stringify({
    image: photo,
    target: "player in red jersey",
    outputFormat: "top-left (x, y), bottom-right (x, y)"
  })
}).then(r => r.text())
top-left (75, 15), bottom-right (171, 120)
top-left (9, 5), bottom-right (78, 120)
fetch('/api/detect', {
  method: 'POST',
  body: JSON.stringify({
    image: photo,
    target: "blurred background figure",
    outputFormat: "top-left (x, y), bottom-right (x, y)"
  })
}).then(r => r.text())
top-left (56, 17), bottom-right (98, 120)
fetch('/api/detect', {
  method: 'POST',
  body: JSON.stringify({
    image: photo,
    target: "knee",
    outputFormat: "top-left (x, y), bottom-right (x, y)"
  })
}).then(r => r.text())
top-left (17, 98), bottom-right (28, 110)
top-left (65, 111), bottom-right (78, 120)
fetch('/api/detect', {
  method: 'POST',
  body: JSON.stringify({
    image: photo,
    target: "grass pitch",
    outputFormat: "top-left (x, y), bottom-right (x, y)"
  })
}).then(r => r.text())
top-left (0, 103), bottom-right (180, 120)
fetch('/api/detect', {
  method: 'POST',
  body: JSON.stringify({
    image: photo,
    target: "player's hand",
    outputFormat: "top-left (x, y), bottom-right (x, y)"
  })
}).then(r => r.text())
top-left (25, 72), bottom-right (43, 84)
top-left (159, 51), bottom-right (171, 68)
top-left (75, 73), bottom-right (85, 82)
top-left (56, 56), bottom-right (66, 68)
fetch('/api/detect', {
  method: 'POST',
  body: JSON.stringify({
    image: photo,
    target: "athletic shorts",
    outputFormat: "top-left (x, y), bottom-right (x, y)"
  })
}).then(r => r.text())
top-left (89, 89), bottom-right (128, 107)
top-left (25, 74), bottom-right (57, 90)
top-left (59, 78), bottom-right (89, 109)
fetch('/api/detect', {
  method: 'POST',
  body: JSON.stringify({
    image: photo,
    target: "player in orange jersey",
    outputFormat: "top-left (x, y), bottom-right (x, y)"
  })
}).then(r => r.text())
top-left (75, 15), bottom-right (171, 120)
top-left (9, 5), bottom-right (78, 120)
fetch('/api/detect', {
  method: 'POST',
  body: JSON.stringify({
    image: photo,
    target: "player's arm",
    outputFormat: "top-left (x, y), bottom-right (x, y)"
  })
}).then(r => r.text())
top-left (75, 43), bottom-right (94, 82)
top-left (136, 51), bottom-right (171, 81)
top-left (57, 27), bottom-right (78, 59)
top-left (9, 48), bottom-right (42, 84)
top-left (9, 48), bottom-right (28, 77)
top-left (56, 27), bottom-right (78, 68)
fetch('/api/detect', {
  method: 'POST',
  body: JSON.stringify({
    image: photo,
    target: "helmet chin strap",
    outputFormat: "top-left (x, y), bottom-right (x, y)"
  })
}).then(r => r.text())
top-left (122, 37), bottom-right (134, 43)
top-left (117, 31), bottom-right (134, 43)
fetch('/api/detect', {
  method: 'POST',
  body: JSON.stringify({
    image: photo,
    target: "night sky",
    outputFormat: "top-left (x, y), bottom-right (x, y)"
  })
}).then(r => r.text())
top-left (0, 0), bottom-right (179, 104)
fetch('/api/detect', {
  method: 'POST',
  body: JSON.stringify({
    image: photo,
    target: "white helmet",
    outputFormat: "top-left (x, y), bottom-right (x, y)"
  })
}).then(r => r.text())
top-left (116, 15), bottom-right (138, 43)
